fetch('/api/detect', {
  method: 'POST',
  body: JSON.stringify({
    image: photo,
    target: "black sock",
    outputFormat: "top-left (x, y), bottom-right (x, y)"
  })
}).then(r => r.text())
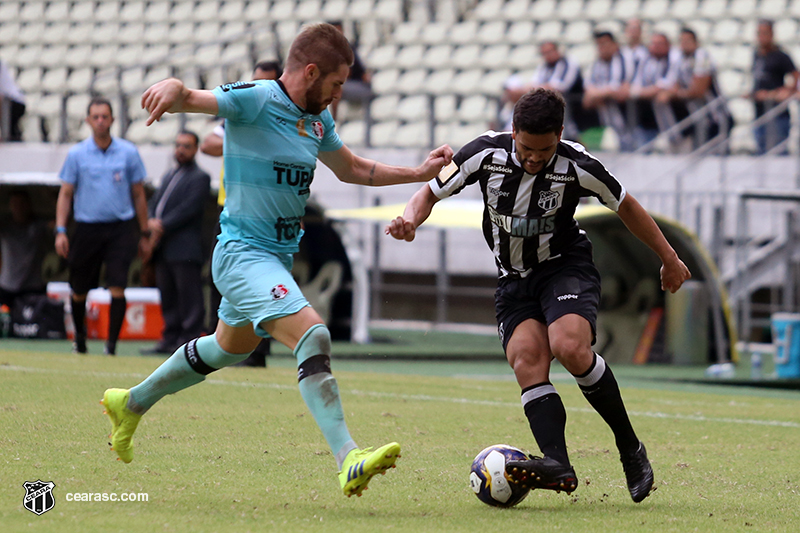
top-left (71, 297), bottom-right (86, 341)
top-left (575, 353), bottom-right (639, 455)
top-left (107, 296), bottom-right (127, 350)
top-left (522, 382), bottom-right (570, 465)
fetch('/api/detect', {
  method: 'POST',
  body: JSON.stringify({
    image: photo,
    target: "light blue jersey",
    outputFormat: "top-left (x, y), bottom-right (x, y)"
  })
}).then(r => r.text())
top-left (212, 79), bottom-right (343, 254)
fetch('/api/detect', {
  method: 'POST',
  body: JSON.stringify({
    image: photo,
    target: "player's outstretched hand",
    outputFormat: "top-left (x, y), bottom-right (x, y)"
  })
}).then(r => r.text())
top-left (417, 144), bottom-right (454, 180)
top-left (660, 257), bottom-right (691, 293)
top-left (141, 78), bottom-right (188, 126)
top-left (385, 216), bottom-right (417, 242)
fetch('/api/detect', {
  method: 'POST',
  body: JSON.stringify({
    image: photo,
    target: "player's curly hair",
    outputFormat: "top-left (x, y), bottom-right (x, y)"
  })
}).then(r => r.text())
top-left (286, 23), bottom-right (354, 76)
top-left (512, 88), bottom-right (565, 135)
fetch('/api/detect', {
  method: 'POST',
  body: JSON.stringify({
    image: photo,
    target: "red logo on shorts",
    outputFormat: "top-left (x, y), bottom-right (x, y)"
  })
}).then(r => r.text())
top-left (270, 284), bottom-right (289, 300)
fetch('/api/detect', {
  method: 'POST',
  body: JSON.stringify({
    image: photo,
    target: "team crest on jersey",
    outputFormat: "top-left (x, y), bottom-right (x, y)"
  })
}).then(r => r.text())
top-left (271, 284), bottom-right (289, 300)
top-left (538, 190), bottom-right (560, 211)
top-left (311, 120), bottom-right (324, 140)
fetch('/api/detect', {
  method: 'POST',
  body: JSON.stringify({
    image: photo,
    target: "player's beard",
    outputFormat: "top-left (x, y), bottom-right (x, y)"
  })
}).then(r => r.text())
top-left (304, 77), bottom-right (330, 115)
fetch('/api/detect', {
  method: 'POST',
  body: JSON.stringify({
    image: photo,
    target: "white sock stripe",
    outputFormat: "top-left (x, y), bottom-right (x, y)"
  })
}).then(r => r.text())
top-left (575, 354), bottom-right (607, 387)
top-left (520, 384), bottom-right (558, 406)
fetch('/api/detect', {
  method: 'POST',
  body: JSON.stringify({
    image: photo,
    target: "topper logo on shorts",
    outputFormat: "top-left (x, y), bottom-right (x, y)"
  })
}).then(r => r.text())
top-left (271, 284), bottom-right (289, 300)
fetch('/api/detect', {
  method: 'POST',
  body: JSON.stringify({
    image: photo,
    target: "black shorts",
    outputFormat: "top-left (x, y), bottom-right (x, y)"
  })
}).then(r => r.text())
top-left (68, 219), bottom-right (138, 294)
top-left (495, 242), bottom-right (601, 352)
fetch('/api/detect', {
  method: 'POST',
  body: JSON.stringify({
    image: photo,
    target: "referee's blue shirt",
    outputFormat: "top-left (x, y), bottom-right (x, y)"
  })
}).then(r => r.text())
top-left (59, 137), bottom-right (147, 223)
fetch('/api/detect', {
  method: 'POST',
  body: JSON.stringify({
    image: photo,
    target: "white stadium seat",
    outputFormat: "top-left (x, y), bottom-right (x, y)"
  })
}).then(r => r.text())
top-left (219, 0), bottom-right (246, 22)
top-left (529, 0), bottom-right (556, 21)
top-left (507, 44), bottom-right (538, 70)
top-left (17, 23), bottom-right (45, 46)
top-left (419, 22), bottom-right (451, 45)
top-left (44, 1), bottom-right (70, 22)
top-left (458, 95), bottom-right (494, 122)
top-left (0, 2), bottom-right (20, 21)
top-left (368, 45), bottom-right (399, 69)
top-left (711, 19), bottom-right (741, 45)
top-left (144, 1), bottom-right (172, 23)
top-left (118, 24), bottom-right (146, 45)
top-left (557, 0), bottom-right (585, 21)
top-left (477, 21), bottom-right (508, 45)
top-left (728, 0), bottom-right (756, 18)
top-left (321, 0), bottom-right (348, 20)
top-left (395, 45), bottom-right (426, 70)
top-left (0, 22), bottom-right (20, 46)
top-left (143, 23), bottom-right (171, 45)
top-left (369, 120), bottom-right (401, 148)
top-left (94, 2), bottom-right (120, 22)
top-left (479, 45), bottom-right (512, 70)
top-left (640, 0), bottom-right (670, 19)
top-left (422, 69), bottom-right (456, 95)
top-left (611, 0), bottom-right (641, 19)
top-left (728, 97), bottom-right (755, 124)
top-left (370, 68), bottom-right (401, 94)
top-left (669, 0), bottom-right (699, 19)
top-left (535, 21), bottom-right (564, 42)
top-left (774, 19), bottom-right (798, 44)
top-left (422, 45), bottom-right (453, 70)
top-left (16, 67), bottom-right (43, 93)
top-left (119, 1), bottom-right (146, 23)
top-left (449, 21), bottom-right (480, 45)
top-left (374, 0), bottom-right (403, 22)
top-left (19, 1), bottom-right (44, 22)
top-left (396, 95), bottom-right (431, 122)
top-left (66, 94), bottom-right (91, 120)
top-left (337, 120), bottom-right (367, 147)
top-left (451, 69), bottom-right (484, 96)
top-left (698, 0), bottom-right (728, 19)
top-left (434, 95), bottom-right (458, 122)
top-left (395, 69), bottom-right (428, 94)
top-left (507, 21), bottom-right (535, 45)
top-left (585, 0), bottom-right (613, 20)
top-left (393, 22), bottom-right (422, 45)
top-left (66, 67), bottom-right (94, 92)
top-left (472, 0), bottom-right (505, 21)
top-left (269, 1), bottom-right (296, 21)
top-left (170, 1), bottom-right (196, 22)
top-left (395, 121), bottom-right (430, 148)
top-left (761, 0), bottom-right (788, 19)
top-left (563, 20), bottom-right (593, 45)
top-left (500, 0), bottom-right (532, 21)
top-left (41, 68), bottom-right (69, 93)
top-left (451, 45), bottom-right (482, 70)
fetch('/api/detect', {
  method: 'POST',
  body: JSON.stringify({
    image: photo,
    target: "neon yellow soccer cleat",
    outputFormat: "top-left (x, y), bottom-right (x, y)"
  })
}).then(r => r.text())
top-left (338, 442), bottom-right (401, 497)
top-left (101, 388), bottom-right (142, 464)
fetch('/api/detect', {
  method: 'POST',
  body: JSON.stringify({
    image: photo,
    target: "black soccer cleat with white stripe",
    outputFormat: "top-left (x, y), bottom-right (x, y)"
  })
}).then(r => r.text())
top-left (505, 455), bottom-right (578, 494)
top-left (620, 441), bottom-right (654, 503)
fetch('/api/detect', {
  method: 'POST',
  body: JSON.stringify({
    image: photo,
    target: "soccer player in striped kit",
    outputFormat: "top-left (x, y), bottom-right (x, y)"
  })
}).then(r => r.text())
top-left (387, 88), bottom-right (691, 503)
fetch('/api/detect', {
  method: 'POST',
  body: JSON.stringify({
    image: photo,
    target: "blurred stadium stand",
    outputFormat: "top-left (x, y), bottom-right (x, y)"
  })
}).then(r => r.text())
top-left (0, 0), bottom-right (798, 151)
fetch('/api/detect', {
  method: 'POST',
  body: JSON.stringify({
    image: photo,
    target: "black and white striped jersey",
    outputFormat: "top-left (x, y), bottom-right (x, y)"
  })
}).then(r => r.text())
top-left (428, 131), bottom-right (626, 279)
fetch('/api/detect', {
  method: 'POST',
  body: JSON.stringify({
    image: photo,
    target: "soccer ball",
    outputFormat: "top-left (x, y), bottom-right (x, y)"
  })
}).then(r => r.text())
top-left (469, 444), bottom-right (531, 507)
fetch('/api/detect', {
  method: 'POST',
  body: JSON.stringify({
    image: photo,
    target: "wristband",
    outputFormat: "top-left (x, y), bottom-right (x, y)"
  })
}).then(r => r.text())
top-left (55, 226), bottom-right (67, 234)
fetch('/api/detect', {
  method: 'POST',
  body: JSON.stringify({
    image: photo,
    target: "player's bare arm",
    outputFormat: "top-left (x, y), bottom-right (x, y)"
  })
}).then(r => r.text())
top-left (54, 182), bottom-right (74, 258)
top-left (319, 144), bottom-right (453, 187)
top-left (141, 78), bottom-right (219, 126)
top-left (385, 184), bottom-right (440, 242)
top-left (616, 193), bottom-right (691, 293)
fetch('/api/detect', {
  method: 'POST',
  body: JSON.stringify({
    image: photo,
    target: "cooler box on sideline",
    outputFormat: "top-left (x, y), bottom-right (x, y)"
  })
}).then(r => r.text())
top-left (85, 288), bottom-right (164, 340)
top-left (47, 282), bottom-right (74, 339)
top-left (771, 313), bottom-right (800, 379)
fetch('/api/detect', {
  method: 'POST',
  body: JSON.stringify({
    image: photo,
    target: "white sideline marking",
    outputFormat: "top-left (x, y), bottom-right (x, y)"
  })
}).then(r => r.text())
top-left (3, 364), bottom-right (799, 429)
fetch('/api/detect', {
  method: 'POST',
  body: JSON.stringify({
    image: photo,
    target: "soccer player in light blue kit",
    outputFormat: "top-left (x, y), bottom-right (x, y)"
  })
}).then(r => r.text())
top-left (101, 23), bottom-right (453, 498)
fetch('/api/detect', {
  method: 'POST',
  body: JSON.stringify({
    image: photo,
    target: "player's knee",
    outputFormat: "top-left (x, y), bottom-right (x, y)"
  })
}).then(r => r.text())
top-left (294, 324), bottom-right (332, 381)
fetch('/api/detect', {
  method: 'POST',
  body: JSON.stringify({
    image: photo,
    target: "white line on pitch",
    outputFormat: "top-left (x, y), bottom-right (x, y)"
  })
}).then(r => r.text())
top-left (3, 364), bottom-right (799, 428)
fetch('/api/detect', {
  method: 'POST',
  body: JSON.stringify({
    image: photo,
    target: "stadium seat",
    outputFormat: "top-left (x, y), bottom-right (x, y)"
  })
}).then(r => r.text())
top-left (41, 23), bottom-right (70, 46)
top-left (507, 21), bottom-right (535, 45)
top-left (119, 1), bottom-right (146, 23)
top-left (141, 45), bottom-right (170, 66)
top-left (500, 0), bottom-right (532, 21)
top-left (321, 0), bottom-right (348, 20)
top-left (369, 120), bottom-right (401, 148)
top-left (761, 0), bottom-right (788, 19)
top-left (144, 1), bottom-right (171, 23)
top-left (451, 45), bottom-right (482, 70)
top-left (585, 0), bottom-right (612, 20)
top-left (337, 120), bottom-right (367, 146)
top-left (395, 121), bottom-right (431, 148)
top-left (698, 0), bottom-right (728, 19)
top-left (652, 19), bottom-right (680, 40)
top-left (368, 44), bottom-right (399, 69)
top-left (640, 0), bottom-right (670, 19)
top-left (15, 67), bottom-right (43, 94)
top-left (450, 21), bottom-right (480, 45)
top-left (457, 95), bottom-right (495, 122)
top-left (395, 45), bottom-right (426, 70)
top-left (727, 97), bottom-right (755, 124)
top-left (219, 0), bottom-right (246, 22)
top-left (535, 21), bottom-right (564, 43)
top-left (17, 22), bottom-right (44, 46)
top-left (451, 69), bottom-right (484, 96)
top-left (349, 0), bottom-right (377, 20)
top-left (790, 0), bottom-right (800, 17)
top-left (0, 22), bottom-right (19, 46)
top-left (169, 0), bottom-right (196, 22)
top-left (417, 22), bottom-right (451, 46)
top-left (729, 125), bottom-right (757, 154)
top-left (611, 0), bottom-right (641, 19)
top-left (396, 69), bottom-right (428, 94)
top-left (482, 69), bottom-right (512, 95)
top-left (370, 68), bottom-right (400, 94)
top-left (93, 1), bottom-right (119, 22)
top-left (563, 20), bottom-right (593, 45)
top-left (568, 43), bottom-right (596, 67)
top-left (41, 68), bottom-right (69, 93)
top-left (89, 45), bottom-right (120, 70)
top-left (118, 23), bottom-right (146, 45)
top-left (472, 0), bottom-right (505, 21)
top-left (15, 45), bottom-right (42, 68)
top-left (434, 95), bottom-right (457, 122)
top-left (143, 23), bottom-right (171, 45)
top-left (422, 69), bottom-right (456, 95)
top-left (220, 21), bottom-right (247, 40)
top-left (727, 45), bottom-right (752, 71)
top-left (479, 45), bottom-right (512, 69)
top-left (690, 20), bottom-right (712, 43)
top-left (374, 0), bottom-right (404, 22)
top-left (396, 95), bottom-right (431, 122)
top-left (476, 20), bottom-right (508, 45)
top-left (529, 0), bottom-right (556, 21)
top-left (0, 2), bottom-right (19, 21)
top-left (66, 93), bottom-right (91, 120)
top-left (117, 45), bottom-right (145, 69)
top-left (220, 43), bottom-right (250, 64)
top-left (669, 0), bottom-right (699, 19)
top-left (774, 19), bottom-right (798, 44)
top-left (557, 0), bottom-right (585, 21)
top-left (422, 44), bottom-right (453, 70)
top-left (717, 69), bottom-right (746, 97)
top-left (120, 67), bottom-right (146, 93)
top-left (393, 22), bottom-right (421, 45)
top-left (19, 1), bottom-right (44, 22)
top-left (269, 1), bottom-right (296, 21)
top-left (66, 67), bottom-right (94, 93)
top-left (507, 44), bottom-right (539, 70)
top-left (711, 19), bottom-right (741, 45)
top-left (44, 1), bottom-right (70, 22)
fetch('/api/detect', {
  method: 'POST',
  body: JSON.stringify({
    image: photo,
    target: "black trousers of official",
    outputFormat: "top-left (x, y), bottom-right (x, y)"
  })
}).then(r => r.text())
top-left (155, 260), bottom-right (205, 349)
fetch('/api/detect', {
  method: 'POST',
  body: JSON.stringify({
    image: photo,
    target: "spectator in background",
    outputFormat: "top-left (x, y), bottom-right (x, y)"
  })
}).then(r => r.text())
top-left (623, 18), bottom-right (650, 80)
top-left (629, 33), bottom-right (681, 148)
top-left (55, 97), bottom-right (150, 355)
top-left (140, 131), bottom-right (210, 355)
top-left (0, 59), bottom-right (26, 141)
top-left (751, 19), bottom-right (799, 153)
top-left (584, 31), bottom-right (635, 151)
top-left (502, 41), bottom-right (586, 138)
top-left (662, 28), bottom-right (731, 148)
top-left (199, 61), bottom-right (281, 367)
top-left (329, 20), bottom-right (372, 121)
top-left (0, 190), bottom-right (49, 309)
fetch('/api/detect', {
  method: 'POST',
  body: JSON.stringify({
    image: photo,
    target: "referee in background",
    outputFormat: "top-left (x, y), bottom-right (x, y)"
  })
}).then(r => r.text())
top-left (55, 97), bottom-right (151, 355)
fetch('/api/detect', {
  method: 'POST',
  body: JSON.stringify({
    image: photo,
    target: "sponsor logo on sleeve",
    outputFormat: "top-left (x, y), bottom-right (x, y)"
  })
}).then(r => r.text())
top-left (219, 82), bottom-right (256, 92)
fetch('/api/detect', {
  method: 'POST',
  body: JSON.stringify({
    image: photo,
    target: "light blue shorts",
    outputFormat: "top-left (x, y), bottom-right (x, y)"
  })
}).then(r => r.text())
top-left (212, 239), bottom-right (309, 338)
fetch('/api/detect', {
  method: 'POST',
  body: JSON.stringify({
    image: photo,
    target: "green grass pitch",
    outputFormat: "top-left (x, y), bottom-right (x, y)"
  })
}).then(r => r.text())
top-left (2, 341), bottom-right (800, 532)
